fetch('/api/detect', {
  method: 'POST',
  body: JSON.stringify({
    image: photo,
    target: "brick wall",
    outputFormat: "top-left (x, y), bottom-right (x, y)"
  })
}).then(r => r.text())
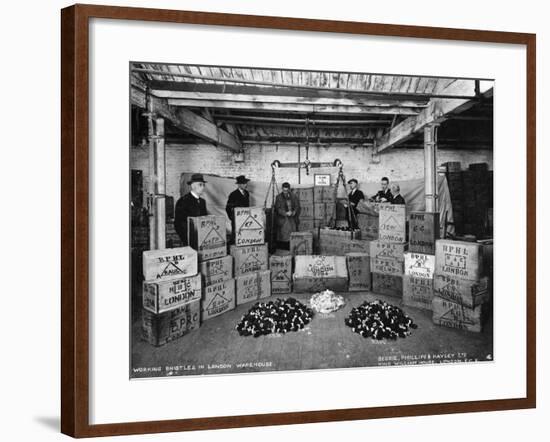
top-left (131, 143), bottom-right (493, 200)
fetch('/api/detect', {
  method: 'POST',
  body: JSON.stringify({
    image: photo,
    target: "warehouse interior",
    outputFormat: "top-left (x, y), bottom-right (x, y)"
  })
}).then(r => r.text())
top-left (130, 63), bottom-right (493, 377)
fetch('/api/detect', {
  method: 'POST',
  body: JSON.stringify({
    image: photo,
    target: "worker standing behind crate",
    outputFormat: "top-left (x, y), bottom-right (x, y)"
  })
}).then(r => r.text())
top-left (274, 182), bottom-right (301, 250)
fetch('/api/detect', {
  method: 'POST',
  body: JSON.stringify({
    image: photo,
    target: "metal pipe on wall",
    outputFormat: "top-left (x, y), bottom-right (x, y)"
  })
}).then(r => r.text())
top-left (148, 118), bottom-right (166, 250)
top-left (424, 123), bottom-right (439, 212)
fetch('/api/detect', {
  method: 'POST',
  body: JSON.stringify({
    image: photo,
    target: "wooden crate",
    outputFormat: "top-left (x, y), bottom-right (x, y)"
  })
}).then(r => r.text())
top-left (435, 239), bottom-right (484, 281)
top-left (290, 231), bottom-right (313, 255)
top-left (319, 227), bottom-right (362, 243)
top-left (270, 254), bottom-right (293, 294)
top-left (141, 300), bottom-right (200, 347)
top-left (404, 252), bottom-right (435, 279)
top-left (370, 257), bottom-right (404, 276)
top-left (300, 203), bottom-right (314, 219)
top-left (236, 270), bottom-right (272, 305)
top-left (142, 247), bottom-right (198, 281)
top-left (356, 213), bottom-right (379, 240)
top-left (187, 215), bottom-right (227, 262)
top-left (294, 255), bottom-right (348, 278)
top-left (372, 273), bottom-right (403, 297)
top-left (298, 218), bottom-right (314, 231)
top-left (233, 207), bottom-right (266, 247)
top-left (369, 240), bottom-right (407, 261)
top-left (294, 187), bottom-right (314, 204)
top-left (293, 276), bottom-right (348, 293)
top-left (378, 203), bottom-right (406, 243)
top-left (432, 296), bottom-right (487, 333)
top-left (403, 275), bottom-right (434, 311)
top-left (314, 185), bottom-right (336, 203)
top-left (201, 279), bottom-right (236, 321)
top-left (433, 274), bottom-right (490, 308)
top-left (230, 243), bottom-right (269, 276)
top-left (346, 253), bottom-right (371, 291)
top-left (143, 273), bottom-right (202, 314)
top-left (409, 212), bottom-right (440, 254)
top-left (199, 255), bottom-right (233, 286)
top-left (319, 236), bottom-right (370, 256)
top-left (314, 202), bottom-right (327, 220)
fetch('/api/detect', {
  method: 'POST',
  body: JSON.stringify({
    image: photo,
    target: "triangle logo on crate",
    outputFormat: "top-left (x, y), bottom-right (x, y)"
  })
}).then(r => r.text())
top-left (239, 254), bottom-right (262, 271)
top-left (383, 215), bottom-right (404, 230)
top-left (439, 306), bottom-right (475, 326)
top-left (273, 269), bottom-right (290, 282)
top-left (238, 214), bottom-right (263, 234)
top-left (201, 226), bottom-right (225, 248)
top-left (205, 292), bottom-right (230, 311)
top-left (157, 261), bottom-right (184, 279)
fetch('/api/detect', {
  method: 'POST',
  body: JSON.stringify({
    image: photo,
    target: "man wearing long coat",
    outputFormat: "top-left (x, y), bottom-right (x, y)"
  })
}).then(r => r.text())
top-left (225, 175), bottom-right (250, 222)
top-left (174, 174), bottom-right (208, 246)
top-left (274, 182), bottom-right (301, 248)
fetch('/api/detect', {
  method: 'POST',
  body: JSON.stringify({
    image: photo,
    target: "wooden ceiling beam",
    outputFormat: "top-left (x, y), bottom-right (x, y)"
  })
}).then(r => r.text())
top-left (151, 89), bottom-right (426, 108)
top-left (374, 80), bottom-right (493, 153)
top-left (135, 75), bottom-right (476, 100)
top-left (213, 115), bottom-right (392, 125)
top-left (165, 98), bottom-right (420, 116)
top-left (241, 135), bottom-right (373, 144)
top-left (130, 80), bottom-right (241, 152)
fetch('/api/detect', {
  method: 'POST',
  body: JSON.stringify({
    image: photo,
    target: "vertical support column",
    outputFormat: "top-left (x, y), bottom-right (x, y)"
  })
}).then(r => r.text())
top-left (424, 123), bottom-right (439, 212)
top-left (148, 118), bottom-right (166, 250)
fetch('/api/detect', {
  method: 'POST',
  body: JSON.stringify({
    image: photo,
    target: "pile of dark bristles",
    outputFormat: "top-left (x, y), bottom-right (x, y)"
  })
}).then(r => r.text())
top-left (345, 300), bottom-right (418, 340)
top-left (236, 297), bottom-right (314, 337)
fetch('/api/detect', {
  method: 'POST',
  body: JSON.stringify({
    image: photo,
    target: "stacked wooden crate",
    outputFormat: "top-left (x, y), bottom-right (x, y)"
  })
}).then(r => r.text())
top-left (294, 187), bottom-right (318, 250)
top-left (432, 239), bottom-right (491, 332)
top-left (370, 203), bottom-right (407, 297)
top-left (445, 162), bottom-right (493, 238)
top-left (313, 184), bottom-right (336, 227)
top-left (295, 187), bottom-right (314, 229)
top-left (355, 201), bottom-right (380, 240)
top-left (231, 207), bottom-right (271, 306)
top-left (346, 252), bottom-right (371, 291)
top-left (188, 215), bottom-right (236, 321)
top-left (141, 247), bottom-right (201, 346)
top-left (269, 253), bottom-right (293, 294)
top-left (318, 227), bottom-right (363, 255)
top-left (293, 255), bottom-right (348, 292)
top-left (289, 231), bottom-right (313, 256)
top-left (402, 212), bottom-right (439, 311)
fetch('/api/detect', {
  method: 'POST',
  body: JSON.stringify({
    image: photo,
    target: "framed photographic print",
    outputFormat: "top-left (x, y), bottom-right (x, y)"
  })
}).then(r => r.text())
top-left (61, 3), bottom-right (536, 438)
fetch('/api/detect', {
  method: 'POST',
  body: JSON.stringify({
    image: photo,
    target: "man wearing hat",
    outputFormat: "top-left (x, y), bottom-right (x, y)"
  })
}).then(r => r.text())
top-left (174, 173), bottom-right (208, 246)
top-left (274, 182), bottom-right (301, 250)
top-left (225, 175), bottom-right (250, 222)
top-left (344, 178), bottom-right (365, 229)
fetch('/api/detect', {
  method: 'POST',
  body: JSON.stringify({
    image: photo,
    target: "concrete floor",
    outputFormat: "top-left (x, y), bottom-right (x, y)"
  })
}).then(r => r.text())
top-left (131, 291), bottom-right (493, 378)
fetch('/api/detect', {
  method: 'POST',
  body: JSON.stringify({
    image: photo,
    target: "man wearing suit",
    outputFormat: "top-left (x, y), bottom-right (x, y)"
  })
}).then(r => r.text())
top-left (225, 175), bottom-right (250, 222)
top-left (370, 176), bottom-right (393, 203)
top-left (391, 183), bottom-right (406, 205)
top-left (174, 173), bottom-right (208, 246)
top-left (345, 178), bottom-right (365, 229)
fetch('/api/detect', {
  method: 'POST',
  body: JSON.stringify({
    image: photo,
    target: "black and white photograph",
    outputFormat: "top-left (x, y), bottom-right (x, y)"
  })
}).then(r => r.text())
top-left (129, 62), bottom-right (494, 379)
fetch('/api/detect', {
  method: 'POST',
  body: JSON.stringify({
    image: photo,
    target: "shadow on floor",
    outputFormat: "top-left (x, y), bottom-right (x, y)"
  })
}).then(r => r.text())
top-left (34, 416), bottom-right (59, 432)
